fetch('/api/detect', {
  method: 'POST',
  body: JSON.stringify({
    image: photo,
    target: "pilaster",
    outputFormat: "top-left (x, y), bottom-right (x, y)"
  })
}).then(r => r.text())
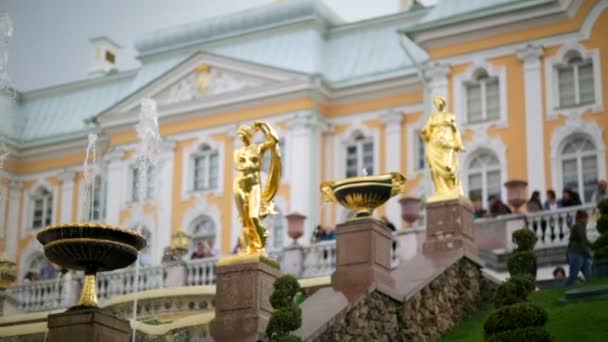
top-left (59, 171), bottom-right (76, 223)
top-left (6, 179), bottom-right (22, 260)
top-left (287, 111), bottom-right (324, 245)
top-left (518, 45), bottom-right (545, 196)
top-left (104, 149), bottom-right (124, 225)
top-left (156, 139), bottom-right (176, 263)
top-left (380, 110), bottom-right (403, 228)
top-left (424, 62), bottom-right (450, 102)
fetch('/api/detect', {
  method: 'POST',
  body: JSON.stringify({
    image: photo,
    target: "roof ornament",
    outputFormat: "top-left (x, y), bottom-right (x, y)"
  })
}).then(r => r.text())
top-left (0, 10), bottom-right (15, 97)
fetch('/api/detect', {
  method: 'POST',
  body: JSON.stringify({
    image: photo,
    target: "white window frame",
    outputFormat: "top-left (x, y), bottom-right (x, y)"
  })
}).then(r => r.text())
top-left (192, 144), bottom-right (219, 192)
top-left (189, 215), bottom-right (217, 254)
top-left (181, 195), bottom-right (222, 254)
top-left (182, 136), bottom-right (225, 200)
top-left (550, 118), bottom-right (606, 199)
top-left (465, 151), bottom-right (502, 210)
top-left (406, 115), bottom-right (426, 179)
top-left (130, 164), bottom-right (155, 203)
top-left (545, 42), bottom-right (603, 119)
top-left (30, 186), bottom-right (54, 230)
top-left (558, 134), bottom-right (600, 204)
top-left (453, 61), bottom-right (508, 129)
top-left (344, 133), bottom-right (375, 178)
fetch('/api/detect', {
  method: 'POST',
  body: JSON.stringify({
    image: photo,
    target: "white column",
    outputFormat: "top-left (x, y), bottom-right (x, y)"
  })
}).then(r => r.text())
top-left (287, 111), bottom-right (323, 245)
top-left (425, 62), bottom-right (450, 102)
top-left (155, 140), bottom-right (175, 264)
top-left (322, 125), bottom-right (335, 226)
top-left (59, 171), bottom-right (75, 222)
top-left (104, 149), bottom-right (124, 225)
top-left (6, 179), bottom-right (22, 260)
top-left (518, 45), bottom-right (545, 195)
top-left (380, 110), bottom-right (403, 229)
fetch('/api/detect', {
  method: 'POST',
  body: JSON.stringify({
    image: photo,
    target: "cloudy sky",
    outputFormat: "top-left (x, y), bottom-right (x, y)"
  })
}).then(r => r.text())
top-left (0, 0), bottom-right (435, 91)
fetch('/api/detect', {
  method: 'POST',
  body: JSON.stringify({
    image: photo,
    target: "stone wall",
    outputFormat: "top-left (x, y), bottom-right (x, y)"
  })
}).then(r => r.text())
top-left (314, 259), bottom-right (495, 342)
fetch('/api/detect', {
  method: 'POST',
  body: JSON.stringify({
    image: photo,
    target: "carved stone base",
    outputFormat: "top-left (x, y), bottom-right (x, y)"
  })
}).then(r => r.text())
top-left (210, 259), bottom-right (281, 342)
top-left (423, 196), bottom-right (478, 255)
top-left (331, 218), bottom-right (394, 295)
top-left (47, 307), bottom-right (130, 342)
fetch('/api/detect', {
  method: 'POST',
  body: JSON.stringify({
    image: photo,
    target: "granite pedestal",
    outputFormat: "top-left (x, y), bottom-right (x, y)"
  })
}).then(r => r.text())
top-left (47, 307), bottom-right (130, 342)
top-left (331, 218), bottom-right (395, 295)
top-left (210, 258), bottom-right (281, 342)
top-left (423, 196), bottom-right (478, 255)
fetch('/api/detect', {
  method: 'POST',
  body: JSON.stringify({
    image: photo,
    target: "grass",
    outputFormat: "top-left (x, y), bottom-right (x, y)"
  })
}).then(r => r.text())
top-left (440, 279), bottom-right (608, 342)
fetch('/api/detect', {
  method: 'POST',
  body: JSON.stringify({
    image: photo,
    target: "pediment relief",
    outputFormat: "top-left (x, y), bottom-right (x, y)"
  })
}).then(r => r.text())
top-left (154, 64), bottom-right (267, 105)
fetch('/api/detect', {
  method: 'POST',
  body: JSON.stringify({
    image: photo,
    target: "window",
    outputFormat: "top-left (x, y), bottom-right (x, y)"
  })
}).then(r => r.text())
top-left (560, 135), bottom-right (598, 203)
top-left (264, 208), bottom-right (284, 250)
top-left (190, 216), bottom-right (216, 252)
top-left (131, 166), bottom-right (154, 202)
top-left (31, 187), bottom-right (53, 229)
top-left (465, 69), bottom-right (500, 123)
top-left (466, 151), bottom-right (501, 209)
top-left (192, 144), bottom-right (219, 191)
top-left (83, 175), bottom-right (106, 222)
top-left (345, 133), bottom-right (374, 177)
top-left (105, 50), bottom-right (115, 64)
top-left (557, 52), bottom-right (595, 108)
top-left (415, 130), bottom-right (425, 170)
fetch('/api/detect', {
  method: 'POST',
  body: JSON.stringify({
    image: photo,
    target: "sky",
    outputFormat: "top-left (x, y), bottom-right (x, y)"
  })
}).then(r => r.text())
top-left (0, 0), bottom-right (435, 91)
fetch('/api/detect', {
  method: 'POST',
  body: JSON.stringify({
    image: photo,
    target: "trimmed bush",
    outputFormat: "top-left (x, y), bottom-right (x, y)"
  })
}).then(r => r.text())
top-left (487, 326), bottom-right (552, 342)
top-left (507, 251), bottom-right (536, 276)
top-left (512, 229), bottom-right (538, 252)
top-left (493, 274), bottom-right (535, 308)
top-left (266, 275), bottom-right (302, 342)
top-left (596, 215), bottom-right (608, 236)
top-left (597, 199), bottom-right (608, 216)
top-left (484, 302), bottom-right (548, 336)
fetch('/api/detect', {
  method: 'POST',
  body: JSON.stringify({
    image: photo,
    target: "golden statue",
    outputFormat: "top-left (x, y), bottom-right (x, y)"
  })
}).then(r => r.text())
top-left (232, 121), bottom-right (281, 258)
top-left (420, 96), bottom-right (465, 202)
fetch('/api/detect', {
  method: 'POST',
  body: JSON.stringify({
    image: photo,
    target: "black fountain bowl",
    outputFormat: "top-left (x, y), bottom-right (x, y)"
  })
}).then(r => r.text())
top-left (36, 223), bottom-right (147, 272)
top-left (43, 239), bottom-right (139, 272)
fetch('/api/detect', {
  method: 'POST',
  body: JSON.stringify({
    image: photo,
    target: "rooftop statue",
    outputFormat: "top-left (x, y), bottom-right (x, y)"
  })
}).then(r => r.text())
top-left (233, 121), bottom-right (281, 257)
top-left (420, 95), bottom-right (466, 202)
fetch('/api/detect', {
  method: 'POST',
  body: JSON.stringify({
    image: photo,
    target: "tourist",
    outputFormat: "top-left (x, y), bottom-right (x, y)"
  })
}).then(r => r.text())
top-left (552, 266), bottom-right (566, 280)
top-left (381, 216), bottom-right (396, 231)
top-left (190, 242), bottom-right (209, 260)
top-left (39, 261), bottom-right (57, 280)
top-left (161, 246), bottom-right (177, 263)
top-left (560, 188), bottom-right (582, 207)
top-left (488, 195), bottom-right (512, 217)
top-left (473, 198), bottom-right (488, 218)
top-left (591, 180), bottom-right (607, 202)
top-left (322, 228), bottom-right (336, 241)
top-left (23, 271), bottom-right (40, 283)
top-left (565, 210), bottom-right (593, 287)
top-left (544, 189), bottom-right (558, 210)
top-left (526, 191), bottom-right (543, 213)
top-left (312, 225), bottom-right (326, 243)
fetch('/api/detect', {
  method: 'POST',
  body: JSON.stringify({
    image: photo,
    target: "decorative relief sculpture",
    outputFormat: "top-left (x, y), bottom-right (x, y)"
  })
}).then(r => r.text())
top-left (420, 96), bottom-right (466, 202)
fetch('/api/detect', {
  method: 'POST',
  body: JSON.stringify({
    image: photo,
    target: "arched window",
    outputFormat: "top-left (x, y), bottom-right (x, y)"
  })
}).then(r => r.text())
top-left (264, 208), bottom-right (285, 250)
top-left (557, 51), bottom-right (595, 108)
top-left (560, 135), bottom-right (598, 203)
top-left (466, 151), bottom-right (501, 209)
top-left (190, 216), bottom-right (217, 253)
top-left (31, 187), bottom-right (53, 229)
top-left (131, 165), bottom-right (154, 202)
top-left (192, 144), bottom-right (219, 191)
top-left (465, 69), bottom-right (500, 123)
top-left (345, 132), bottom-right (374, 177)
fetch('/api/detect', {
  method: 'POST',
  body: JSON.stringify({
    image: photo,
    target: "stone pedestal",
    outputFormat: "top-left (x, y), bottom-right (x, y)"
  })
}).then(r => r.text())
top-left (423, 197), bottom-right (478, 255)
top-left (210, 259), bottom-right (281, 342)
top-left (331, 218), bottom-right (394, 294)
top-left (47, 307), bottom-right (130, 342)
top-left (0, 289), bottom-right (18, 316)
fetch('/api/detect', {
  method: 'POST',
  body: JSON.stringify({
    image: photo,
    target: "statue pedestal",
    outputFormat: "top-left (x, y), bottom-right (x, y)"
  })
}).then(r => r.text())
top-left (210, 257), bottom-right (281, 342)
top-left (423, 197), bottom-right (478, 255)
top-left (331, 218), bottom-right (394, 295)
top-left (47, 307), bottom-right (130, 342)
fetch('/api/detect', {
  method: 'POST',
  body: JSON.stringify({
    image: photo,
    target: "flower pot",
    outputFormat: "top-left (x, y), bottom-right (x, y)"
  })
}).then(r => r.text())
top-left (505, 180), bottom-right (528, 213)
top-left (286, 212), bottom-right (306, 245)
top-left (398, 196), bottom-right (422, 227)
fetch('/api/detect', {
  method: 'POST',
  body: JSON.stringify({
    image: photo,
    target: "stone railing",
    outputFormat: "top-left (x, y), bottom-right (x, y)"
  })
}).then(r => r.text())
top-left (8, 277), bottom-right (65, 313)
top-left (185, 257), bottom-right (218, 286)
top-left (301, 240), bottom-right (336, 278)
top-left (522, 203), bottom-right (597, 247)
top-left (97, 264), bottom-right (167, 300)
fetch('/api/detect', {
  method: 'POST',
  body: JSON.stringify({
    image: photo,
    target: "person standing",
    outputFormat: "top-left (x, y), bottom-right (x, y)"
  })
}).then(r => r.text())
top-left (544, 189), bottom-right (558, 210)
top-left (565, 210), bottom-right (593, 286)
top-left (591, 180), bottom-right (607, 202)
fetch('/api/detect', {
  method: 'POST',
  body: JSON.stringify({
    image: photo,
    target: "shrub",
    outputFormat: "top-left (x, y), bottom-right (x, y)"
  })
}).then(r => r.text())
top-left (493, 274), bottom-right (535, 308)
top-left (507, 251), bottom-right (536, 277)
top-left (597, 199), bottom-right (608, 216)
top-left (266, 275), bottom-right (302, 342)
top-left (484, 302), bottom-right (548, 336)
top-left (486, 326), bottom-right (552, 342)
top-left (512, 229), bottom-right (538, 252)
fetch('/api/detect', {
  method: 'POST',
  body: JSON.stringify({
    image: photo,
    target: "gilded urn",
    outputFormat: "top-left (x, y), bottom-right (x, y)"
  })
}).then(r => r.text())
top-left (321, 172), bottom-right (406, 220)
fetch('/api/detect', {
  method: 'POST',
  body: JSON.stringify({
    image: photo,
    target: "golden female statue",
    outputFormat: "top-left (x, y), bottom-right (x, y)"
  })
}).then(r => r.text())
top-left (233, 121), bottom-right (281, 256)
top-left (420, 96), bottom-right (466, 201)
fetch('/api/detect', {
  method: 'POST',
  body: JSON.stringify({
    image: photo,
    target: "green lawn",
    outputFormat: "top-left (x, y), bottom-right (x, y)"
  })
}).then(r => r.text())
top-left (440, 280), bottom-right (608, 342)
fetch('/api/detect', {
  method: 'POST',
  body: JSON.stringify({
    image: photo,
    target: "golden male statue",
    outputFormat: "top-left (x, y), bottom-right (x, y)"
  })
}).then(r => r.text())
top-left (233, 121), bottom-right (281, 256)
top-left (420, 96), bottom-right (466, 201)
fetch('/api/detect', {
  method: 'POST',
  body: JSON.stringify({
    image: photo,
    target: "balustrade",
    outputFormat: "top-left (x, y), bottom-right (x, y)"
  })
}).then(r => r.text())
top-left (301, 240), bottom-right (336, 278)
top-left (523, 204), bottom-right (597, 247)
top-left (9, 278), bottom-right (65, 312)
top-left (97, 264), bottom-right (167, 300)
top-left (185, 257), bottom-right (218, 286)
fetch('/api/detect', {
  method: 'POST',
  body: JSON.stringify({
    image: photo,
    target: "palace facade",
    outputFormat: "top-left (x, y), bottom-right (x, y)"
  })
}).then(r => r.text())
top-left (1, 0), bottom-right (607, 280)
